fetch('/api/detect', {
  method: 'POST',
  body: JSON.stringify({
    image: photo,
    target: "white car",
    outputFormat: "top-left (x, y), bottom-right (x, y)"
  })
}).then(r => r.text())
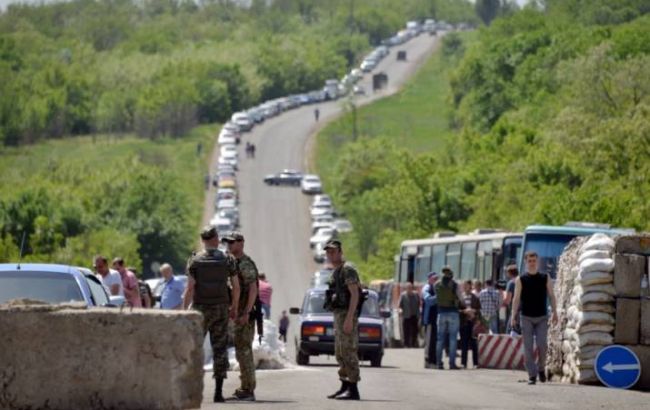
top-left (218, 131), bottom-right (237, 145)
top-left (312, 213), bottom-right (334, 225)
top-left (218, 156), bottom-right (238, 170)
top-left (217, 197), bottom-right (237, 210)
top-left (360, 59), bottom-right (377, 73)
top-left (333, 219), bottom-right (353, 233)
top-left (312, 242), bottom-right (326, 263)
top-left (310, 227), bottom-right (335, 248)
top-left (301, 174), bottom-right (323, 194)
top-left (312, 194), bottom-right (332, 208)
top-left (210, 216), bottom-right (235, 237)
top-left (220, 145), bottom-right (238, 159)
top-left (310, 204), bottom-right (333, 219)
top-left (312, 221), bottom-right (335, 235)
top-left (223, 121), bottom-right (240, 133)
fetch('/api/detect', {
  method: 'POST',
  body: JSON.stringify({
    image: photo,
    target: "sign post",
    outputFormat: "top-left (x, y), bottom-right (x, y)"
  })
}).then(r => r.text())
top-left (595, 345), bottom-right (641, 389)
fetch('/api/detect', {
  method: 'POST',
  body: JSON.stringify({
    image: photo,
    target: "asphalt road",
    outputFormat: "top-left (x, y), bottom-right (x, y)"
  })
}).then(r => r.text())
top-left (198, 32), bottom-right (650, 409)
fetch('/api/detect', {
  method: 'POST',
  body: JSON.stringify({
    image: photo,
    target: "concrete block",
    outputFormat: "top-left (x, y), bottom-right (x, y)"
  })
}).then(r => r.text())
top-left (626, 345), bottom-right (650, 390)
top-left (642, 298), bottom-right (650, 345)
top-left (615, 298), bottom-right (640, 345)
top-left (614, 253), bottom-right (645, 298)
top-left (615, 235), bottom-right (650, 255)
top-left (0, 302), bottom-right (204, 410)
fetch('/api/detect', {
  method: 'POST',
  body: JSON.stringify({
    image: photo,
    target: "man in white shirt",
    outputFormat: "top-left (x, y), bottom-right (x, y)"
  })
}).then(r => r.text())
top-left (94, 255), bottom-right (124, 297)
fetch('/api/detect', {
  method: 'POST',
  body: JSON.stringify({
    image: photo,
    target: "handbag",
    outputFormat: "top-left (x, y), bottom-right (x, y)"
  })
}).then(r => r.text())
top-left (472, 315), bottom-right (488, 339)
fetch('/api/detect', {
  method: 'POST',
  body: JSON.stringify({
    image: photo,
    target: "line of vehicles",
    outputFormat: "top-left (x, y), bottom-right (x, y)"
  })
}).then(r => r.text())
top-left (374, 222), bottom-right (634, 347)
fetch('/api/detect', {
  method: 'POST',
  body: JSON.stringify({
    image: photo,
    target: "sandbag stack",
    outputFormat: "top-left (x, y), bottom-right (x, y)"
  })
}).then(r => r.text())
top-left (561, 234), bottom-right (616, 383)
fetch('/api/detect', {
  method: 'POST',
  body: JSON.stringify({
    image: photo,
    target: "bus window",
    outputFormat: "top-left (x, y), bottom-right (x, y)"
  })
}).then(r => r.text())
top-left (460, 241), bottom-right (477, 280)
top-left (432, 244), bottom-right (446, 274)
top-left (477, 240), bottom-right (493, 282)
top-left (415, 245), bottom-right (432, 283)
top-left (521, 234), bottom-right (573, 279)
top-left (502, 236), bottom-right (522, 280)
top-left (399, 257), bottom-right (408, 283)
top-left (446, 243), bottom-right (461, 276)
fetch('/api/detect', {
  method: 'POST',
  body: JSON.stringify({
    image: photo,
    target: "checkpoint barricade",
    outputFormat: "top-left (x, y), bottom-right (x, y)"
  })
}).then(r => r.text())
top-left (478, 334), bottom-right (538, 370)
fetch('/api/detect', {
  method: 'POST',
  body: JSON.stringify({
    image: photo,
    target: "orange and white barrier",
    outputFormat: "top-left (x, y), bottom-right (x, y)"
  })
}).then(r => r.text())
top-left (478, 334), bottom-right (537, 370)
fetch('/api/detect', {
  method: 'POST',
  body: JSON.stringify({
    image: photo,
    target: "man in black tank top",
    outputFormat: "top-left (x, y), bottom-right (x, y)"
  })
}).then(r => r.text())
top-left (511, 251), bottom-right (558, 385)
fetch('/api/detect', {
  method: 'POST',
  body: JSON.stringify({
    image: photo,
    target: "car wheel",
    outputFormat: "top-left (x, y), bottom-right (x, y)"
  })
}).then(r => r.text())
top-left (370, 353), bottom-right (382, 368)
top-left (296, 350), bottom-right (310, 365)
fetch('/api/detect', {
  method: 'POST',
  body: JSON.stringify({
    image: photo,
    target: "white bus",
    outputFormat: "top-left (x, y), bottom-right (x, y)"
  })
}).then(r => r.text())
top-left (396, 229), bottom-right (523, 287)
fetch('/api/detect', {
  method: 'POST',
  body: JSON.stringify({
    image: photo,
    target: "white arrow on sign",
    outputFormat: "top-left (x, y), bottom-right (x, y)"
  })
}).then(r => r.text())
top-left (602, 362), bottom-right (641, 373)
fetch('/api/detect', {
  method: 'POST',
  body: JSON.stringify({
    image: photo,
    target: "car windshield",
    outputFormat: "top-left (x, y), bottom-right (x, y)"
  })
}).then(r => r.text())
top-left (522, 233), bottom-right (578, 279)
top-left (303, 291), bottom-right (380, 317)
top-left (0, 270), bottom-right (84, 304)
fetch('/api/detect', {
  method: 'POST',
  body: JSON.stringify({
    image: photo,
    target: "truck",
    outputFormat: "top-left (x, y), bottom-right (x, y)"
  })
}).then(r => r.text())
top-left (323, 79), bottom-right (339, 100)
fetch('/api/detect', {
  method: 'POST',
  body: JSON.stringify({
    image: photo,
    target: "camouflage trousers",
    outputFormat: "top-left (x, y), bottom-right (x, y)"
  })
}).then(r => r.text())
top-left (234, 320), bottom-right (256, 391)
top-left (195, 304), bottom-right (230, 380)
top-left (334, 310), bottom-right (360, 383)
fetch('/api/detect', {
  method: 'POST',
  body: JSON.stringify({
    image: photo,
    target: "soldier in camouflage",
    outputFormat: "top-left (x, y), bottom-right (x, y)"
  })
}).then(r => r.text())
top-left (223, 231), bottom-right (259, 402)
top-left (183, 226), bottom-right (240, 403)
top-left (324, 239), bottom-right (361, 401)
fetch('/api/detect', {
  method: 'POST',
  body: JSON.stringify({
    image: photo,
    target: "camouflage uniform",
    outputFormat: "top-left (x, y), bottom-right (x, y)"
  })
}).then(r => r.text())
top-left (234, 253), bottom-right (259, 392)
top-left (332, 264), bottom-right (361, 383)
top-left (187, 250), bottom-right (238, 380)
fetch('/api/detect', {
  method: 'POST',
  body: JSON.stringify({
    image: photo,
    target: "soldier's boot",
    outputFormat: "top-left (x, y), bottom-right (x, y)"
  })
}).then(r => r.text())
top-left (335, 383), bottom-right (360, 400)
top-left (214, 378), bottom-right (225, 403)
top-left (327, 380), bottom-right (349, 399)
top-left (232, 389), bottom-right (255, 401)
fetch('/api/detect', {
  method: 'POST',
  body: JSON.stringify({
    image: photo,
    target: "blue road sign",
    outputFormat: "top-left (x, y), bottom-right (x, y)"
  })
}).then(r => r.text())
top-left (595, 345), bottom-right (641, 389)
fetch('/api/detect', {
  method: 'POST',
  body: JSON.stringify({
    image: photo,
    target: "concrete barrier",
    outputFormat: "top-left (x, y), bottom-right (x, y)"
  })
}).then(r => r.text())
top-left (0, 301), bottom-right (204, 410)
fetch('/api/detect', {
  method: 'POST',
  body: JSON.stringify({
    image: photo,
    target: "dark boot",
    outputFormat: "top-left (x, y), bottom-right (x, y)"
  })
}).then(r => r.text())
top-left (214, 378), bottom-right (224, 403)
top-left (335, 382), bottom-right (360, 400)
top-left (327, 380), bottom-right (349, 399)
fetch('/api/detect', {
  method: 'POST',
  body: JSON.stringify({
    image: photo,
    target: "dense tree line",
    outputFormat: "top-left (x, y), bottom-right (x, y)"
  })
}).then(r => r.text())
top-left (0, 0), bottom-right (477, 146)
top-left (320, 1), bottom-right (650, 278)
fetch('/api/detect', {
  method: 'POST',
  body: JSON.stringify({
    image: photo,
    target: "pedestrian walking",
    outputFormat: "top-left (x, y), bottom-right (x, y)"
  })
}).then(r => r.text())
top-left (250, 144), bottom-right (256, 158)
top-left (245, 142), bottom-right (251, 158)
top-left (479, 279), bottom-right (502, 334)
top-left (279, 310), bottom-right (289, 343)
top-left (314, 107), bottom-right (320, 122)
top-left (460, 280), bottom-right (481, 369)
top-left (324, 240), bottom-right (361, 400)
top-left (93, 255), bottom-right (124, 297)
top-left (399, 282), bottom-right (420, 348)
top-left (435, 266), bottom-right (464, 370)
top-left (112, 257), bottom-right (142, 308)
top-left (422, 272), bottom-right (438, 368)
top-left (224, 231), bottom-right (259, 402)
top-left (129, 267), bottom-right (152, 308)
top-left (258, 272), bottom-right (273, 319)
top-left (503, 265), bottom-right (519, 334)
top-left (159, 263), bottom-right (184, 310)
top-left (511, 251), bottom-right (558, 385)
top-left (183, 226), bottom-right (240, 403)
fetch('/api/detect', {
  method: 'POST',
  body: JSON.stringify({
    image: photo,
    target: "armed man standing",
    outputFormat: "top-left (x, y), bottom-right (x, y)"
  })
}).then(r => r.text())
top-left (183, 226), bottom-right (240, 403)
top-left (224, 231), bottom-right (259, 402)
top-left (324, 239), bottom-right (361, 401)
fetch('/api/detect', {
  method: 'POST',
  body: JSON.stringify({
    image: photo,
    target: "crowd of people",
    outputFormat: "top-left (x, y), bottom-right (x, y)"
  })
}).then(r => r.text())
top-left (398, 262), bottom-right (544, 371)
top-left (402, 252), bottom-right (556, 385)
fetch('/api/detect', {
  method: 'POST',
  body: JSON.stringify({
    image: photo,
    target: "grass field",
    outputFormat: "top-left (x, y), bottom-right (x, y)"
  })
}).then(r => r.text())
top-left (0, 125), bottom-right (216, 231)
top-left (314, 31), bottom-right (476, 183)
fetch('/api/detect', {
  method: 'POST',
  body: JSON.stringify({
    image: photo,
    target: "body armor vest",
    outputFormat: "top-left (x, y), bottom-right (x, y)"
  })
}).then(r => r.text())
top-left (192, 250), bottom-right (230, 305)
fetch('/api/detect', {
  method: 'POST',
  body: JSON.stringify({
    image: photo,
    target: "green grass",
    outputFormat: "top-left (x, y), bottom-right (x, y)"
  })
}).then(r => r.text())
top-left (314, 31), bottom-right (476, 180)
top-left (0, 125), bottom-right (216, 230)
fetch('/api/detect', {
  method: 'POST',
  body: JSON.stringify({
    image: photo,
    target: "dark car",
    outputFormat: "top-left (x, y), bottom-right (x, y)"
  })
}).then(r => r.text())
top-left (263, 169), bottom-right (303, 186)
top-left (290, 287), bottom-right (387, 367)
top-left (0, 263), bottom-right (124, 307)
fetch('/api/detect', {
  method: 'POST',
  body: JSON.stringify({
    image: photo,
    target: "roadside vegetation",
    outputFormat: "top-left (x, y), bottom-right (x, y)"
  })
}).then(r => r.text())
top-left (0, 0), bottom-right (477, 274)
top-left (315, 0), bottom-right (650, 280)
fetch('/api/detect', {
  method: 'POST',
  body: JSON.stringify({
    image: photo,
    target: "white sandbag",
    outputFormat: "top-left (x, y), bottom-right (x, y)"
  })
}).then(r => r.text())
top-left (576, 368), bottom-right (598, 384)
top-left (581, 234), bottom-right (615, 253)
top-left (579, 345), bottom-right (603, 359)
top-left (579, 292), bottom-right (614, 304)
top-left (581, 283), bottom-right (615, 296)
top-left (562, 340), bottom-right (573, 354)
top-left (578, 249), bottom-right (611, 263)
top-left (579, 258), bottom-right (614, 273)
top-left (564, 328), bottom-right (578, 341)
top-left (582, 303), bottom-right (615, 313)
top-left (577, 323), bottom-right (614, 334)
top-left (577, 331), bottom-right (613, 346)
top-left (578, 270), bottom-right (613, 286)
top-left (579, 311), bottom-right (614, 325)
